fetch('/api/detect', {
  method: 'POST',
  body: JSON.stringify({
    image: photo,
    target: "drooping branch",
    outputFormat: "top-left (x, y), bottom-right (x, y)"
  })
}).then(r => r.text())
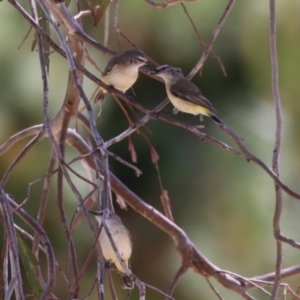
top-left (66, 129), bottom-right (255, 299)
top-left (268, 0), bottom-right (284, 298)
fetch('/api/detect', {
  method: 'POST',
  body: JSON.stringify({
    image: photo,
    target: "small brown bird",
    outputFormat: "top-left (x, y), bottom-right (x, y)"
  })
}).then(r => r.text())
top-left (93, 50), bottom-right (147, 103)
top-left (151, 65), bottom-right (221, 123)
top-left (90, 210), bottom-right (134, 289)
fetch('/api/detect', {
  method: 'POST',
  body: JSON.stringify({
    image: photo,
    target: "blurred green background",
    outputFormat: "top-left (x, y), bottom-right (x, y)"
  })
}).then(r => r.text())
top-left (1, 0), bottom-right (300, 299)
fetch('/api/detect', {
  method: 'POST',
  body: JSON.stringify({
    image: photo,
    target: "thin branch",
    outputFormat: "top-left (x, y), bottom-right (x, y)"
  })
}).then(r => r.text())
top-left (38, 0), bottom-right (110, 209)
top-left (166, 265), bottom-right (189, 297)
top-left (15, 224), bottom-right (69, 288)
top-left (4, 277), bottom-right (17, 300)
top-left (269, 0), bottom-right (283, 299)
top-left (0, 189), bottom-right (24, 300)
top-left (34, 0), bottom-right (81, 293)
top-left (106, 150), bottom-right (142, 176)
top-left (103, 4), bottom-right (110, 46)
top-left (206, 277), bottom-right (224, 300)
top-left (248, 265), bottom-right (300, 287)
top-left (57, 165), bottom-right (79, 295)
top-left (77, 103), bottom-right (300, 202)
top-left (7, 195), bottom-right (56, 298)
top-left (106, 270), bottom-right (118, 300)
top-left (66, 129), bottom-right (250, 298)
top-left (97, 260), bottom-right (105, 300)
top-left (188, 0), bottom-right (236, 79)
top-left (1, 237), bottom-right (9, 300)
top-left (290, 285), bottom-right (300, 300)
top-left (41, 0), bottom-right (115, 55)
top-left (70, 218), bottom-right (104, 296)
top-left (74, 7), bottom-right (99, 20)
top-left (1, 133), bottom-right (43, 186)
top-left (143, 282), bottom-right (175, 300)
top-left (0, 125), bottom-right (43, 156)
top-left (144, 0), bottom-right (197, 9)
top-left (180, 3), bottom-right (227, 77)
top-left (34, 2), bottom-right (109, 280)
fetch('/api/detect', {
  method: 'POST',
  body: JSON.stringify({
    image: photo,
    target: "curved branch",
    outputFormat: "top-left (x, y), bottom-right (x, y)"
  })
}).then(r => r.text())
top-left (66, 129), bottom-right (254, 299)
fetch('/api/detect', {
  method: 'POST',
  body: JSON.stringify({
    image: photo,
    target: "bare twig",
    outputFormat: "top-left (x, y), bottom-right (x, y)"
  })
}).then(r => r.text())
top-left (0, 189), bottom-right (24, 300)
top-left (7, 195), bottom-right (56, 298)
top-left (15, 224), bottom-right (69, 288)
top-left (0, 125), bottom-right (43, 156)
top-left (144, 0), bottom-right (197, 9)
top-left (180, 3), bottom-right (227, 76)
top-left (33, 0), bottom-right (81, 293)
top-left (71, 220), bottom-right (105, 296)
top-left (97, 260), bottom-right (105, 300)
top-left (106, 270), bottom-right (118, 300)
top-left (249, 264), bottom-right (300, 285)
top-left (66, 129), bottom-right (252, 299)
top-left (206, 277), bottom-right (224, 300)
top-left (1, 133), bottom-right (43, 186)
top-left (188, 0), bottom-right (236, 79)
top-left (269, 0), bottom-right (283, 299)
top-left (104, 4), bottom-right (110, 46)
top-left (166, 265), bottom-right (189, 297)
top-left (35, 0), bottom-right (110, 268)
top-left (74, 7), bottom-right (99, 20)
top-left (143, 282), bottom-right (175, 299)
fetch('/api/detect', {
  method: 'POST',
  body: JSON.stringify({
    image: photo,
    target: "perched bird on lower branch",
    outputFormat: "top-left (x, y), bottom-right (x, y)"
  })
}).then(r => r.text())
top-left (90, 210), bottom-right (134, 289)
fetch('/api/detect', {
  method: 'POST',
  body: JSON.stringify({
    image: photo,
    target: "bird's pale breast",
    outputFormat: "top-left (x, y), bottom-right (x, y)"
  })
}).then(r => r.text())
top-left (104, 64), bottom-right (140, 92)
top-left (99, 223), bottom-right (132, 272)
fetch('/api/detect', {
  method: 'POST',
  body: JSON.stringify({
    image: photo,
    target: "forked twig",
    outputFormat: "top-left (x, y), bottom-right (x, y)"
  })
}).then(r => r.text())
top-left (0, 190), bottom-right (24, 300)
top-left (144, 0), bottom-right (197, 9)
top-left (180, 3), bottom-right (227, 76)
top-left (166, 264), bottom-right (189, 297)
top-left (206, 277), bottom-right (224, 300)
top-left (188, 0), bottom-right (236, 79)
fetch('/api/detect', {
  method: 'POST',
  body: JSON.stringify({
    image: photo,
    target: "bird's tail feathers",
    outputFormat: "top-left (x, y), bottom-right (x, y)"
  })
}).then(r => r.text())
top-left (210, 114), bottom-right (222, 124)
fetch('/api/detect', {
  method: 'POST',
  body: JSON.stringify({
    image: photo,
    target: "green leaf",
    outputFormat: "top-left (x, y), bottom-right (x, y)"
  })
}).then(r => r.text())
top-left (95, 0), bottom-right (110, 25)
top-left (17, 234), bottom-right (43, 298)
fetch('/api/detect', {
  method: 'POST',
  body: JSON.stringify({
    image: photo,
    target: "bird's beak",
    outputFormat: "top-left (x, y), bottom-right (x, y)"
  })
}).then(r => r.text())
top-left (142, 57), bottom-right (148, 64)
top-left (138, 56), bottom-right (148, 65)
top-left (149, 68), bottom-right (159, 75)
top-left (89, 210), bottom-right (97, 215)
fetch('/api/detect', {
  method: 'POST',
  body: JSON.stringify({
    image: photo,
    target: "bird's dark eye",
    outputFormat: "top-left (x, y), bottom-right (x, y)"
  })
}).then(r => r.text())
top-left (132, 56), bottom-right (146, 64)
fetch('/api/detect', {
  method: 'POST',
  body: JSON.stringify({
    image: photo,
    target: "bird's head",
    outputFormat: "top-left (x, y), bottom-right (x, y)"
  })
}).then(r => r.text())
top-left (123, 50), bottom-right (148, 66)
top-left (150, 65), bottom-right (184, 81)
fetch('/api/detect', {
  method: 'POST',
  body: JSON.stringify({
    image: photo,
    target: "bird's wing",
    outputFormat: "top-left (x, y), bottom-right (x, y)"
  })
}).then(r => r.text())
top-left (102, 55), bottom-right (120, 76)
top-left (170, 81), bottom-right (217, 114)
